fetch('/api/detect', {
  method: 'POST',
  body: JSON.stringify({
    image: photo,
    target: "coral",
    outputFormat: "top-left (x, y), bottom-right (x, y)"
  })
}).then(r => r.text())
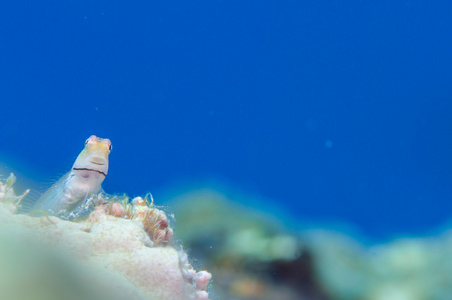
top-left (304, 230), bottom-right (452, 300)
top-left (169, 188), bottom-right (452, 300)
top-left (0, 174), bottom-right (213, 300)
top-left (167, 189), bottom-right (324, 300)
top-left (94, 194), bottom-right (174, 246)
top-left (0, 173), bottom-right (29, 213)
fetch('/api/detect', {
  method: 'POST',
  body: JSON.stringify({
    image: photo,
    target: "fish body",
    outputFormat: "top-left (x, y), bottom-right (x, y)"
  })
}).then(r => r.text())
top-left (28, 135), bottom-right (111, 217)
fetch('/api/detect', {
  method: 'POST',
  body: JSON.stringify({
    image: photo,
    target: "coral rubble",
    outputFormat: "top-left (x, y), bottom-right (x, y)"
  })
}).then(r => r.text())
top-left (0, 174), bottom-right (212, 300)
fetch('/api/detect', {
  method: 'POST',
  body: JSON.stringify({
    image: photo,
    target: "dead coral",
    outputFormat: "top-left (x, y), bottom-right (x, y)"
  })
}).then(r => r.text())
top-left (96, 194), bottom-right (174, 246)
top-left (0, 173), bottom-right (29, 213)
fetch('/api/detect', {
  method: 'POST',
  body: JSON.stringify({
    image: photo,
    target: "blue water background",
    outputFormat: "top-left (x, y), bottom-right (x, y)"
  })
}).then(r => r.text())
top-left (1, 1), bottom-right (451, 240)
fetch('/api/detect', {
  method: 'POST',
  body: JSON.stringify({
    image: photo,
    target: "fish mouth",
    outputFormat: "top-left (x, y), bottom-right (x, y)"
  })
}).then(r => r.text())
top-left (90, 161), bottom-right (105, 166)
top-left (73, 167), bottom-right (107, 177)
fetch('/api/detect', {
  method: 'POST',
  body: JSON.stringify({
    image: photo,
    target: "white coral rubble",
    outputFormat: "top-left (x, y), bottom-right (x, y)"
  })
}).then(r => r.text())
top-left (0, 174), bottom-right (212, 300)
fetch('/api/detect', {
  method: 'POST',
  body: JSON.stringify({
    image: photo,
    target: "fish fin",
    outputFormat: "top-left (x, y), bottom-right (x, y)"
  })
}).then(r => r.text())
top-left (40, 171), bottom-right (68, 187)
top-left (16, 170), bottom-right (69, 214)
top-left (39, 172), bottom-right (72, 212)
top-left (33, 171), bottom-right (68, 195)
top-left (16, 188), bottom-right (42, 214)
top-left (20, 172), bottom-right (71, 215)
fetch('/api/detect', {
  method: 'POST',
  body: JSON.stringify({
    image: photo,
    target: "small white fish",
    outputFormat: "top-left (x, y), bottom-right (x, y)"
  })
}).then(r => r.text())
top-left (26, 135), bottom-right (112, 218)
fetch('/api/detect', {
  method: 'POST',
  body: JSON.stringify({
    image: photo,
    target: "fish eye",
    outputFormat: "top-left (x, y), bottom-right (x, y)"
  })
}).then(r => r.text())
top-left (85, 139), bottom-right (89, 145)
top-left (109, 144), bottom-right (112, 151)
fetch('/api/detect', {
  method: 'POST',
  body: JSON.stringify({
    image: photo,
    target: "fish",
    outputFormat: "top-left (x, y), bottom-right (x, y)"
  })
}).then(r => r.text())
top-left (23, 135), bottom-right (112, 218)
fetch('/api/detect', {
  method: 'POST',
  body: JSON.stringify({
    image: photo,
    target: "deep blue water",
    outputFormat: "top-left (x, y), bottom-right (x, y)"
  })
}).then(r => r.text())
top-left (1, 1), bottom-right (452, 239)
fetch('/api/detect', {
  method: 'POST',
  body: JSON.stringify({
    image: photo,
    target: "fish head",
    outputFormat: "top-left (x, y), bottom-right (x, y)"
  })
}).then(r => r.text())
top-left (72, 135), bottom-right (112, 175)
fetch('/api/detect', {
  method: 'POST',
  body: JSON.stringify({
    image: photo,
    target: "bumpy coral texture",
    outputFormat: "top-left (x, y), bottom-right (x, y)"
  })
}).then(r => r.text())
top-left (0, 174), bottom-right (212, 300)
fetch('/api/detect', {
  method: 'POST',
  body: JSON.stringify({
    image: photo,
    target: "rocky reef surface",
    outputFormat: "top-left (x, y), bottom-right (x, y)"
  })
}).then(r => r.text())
top-left (0, 174), bottom-right (212, 300)
top-left (168, 188), bottom-right (452, 300)
top-left (3, 171), bottom-right (451, 300)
